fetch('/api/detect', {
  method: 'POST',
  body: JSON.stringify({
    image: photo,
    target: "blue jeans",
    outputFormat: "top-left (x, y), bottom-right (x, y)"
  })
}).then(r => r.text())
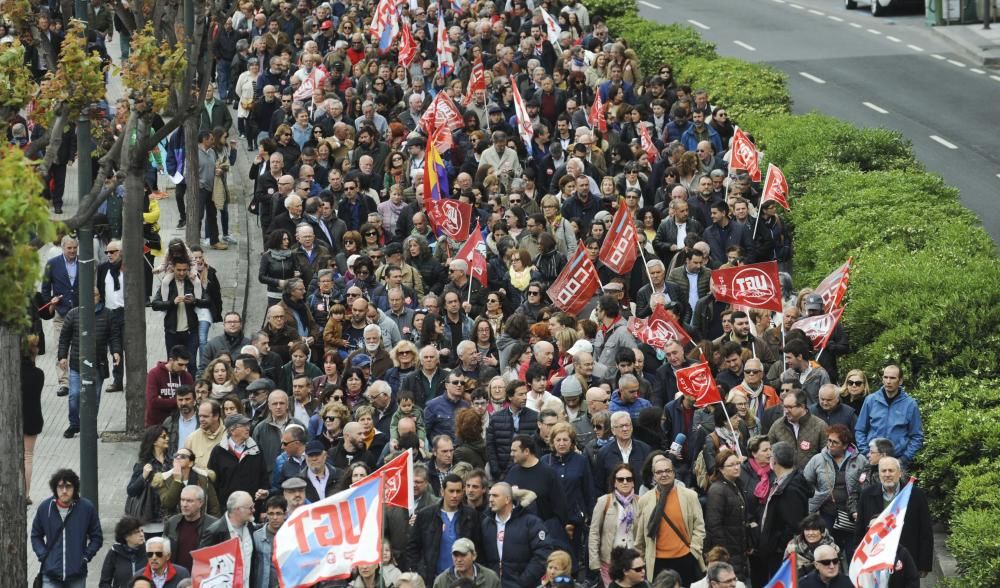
top-left (198, 320), bottom-right (212, 371)
top-left (68, 369), bottom-right (103, 429)
top-left (216, 60), bottom-right (232, 101)
top-left (43, 576), bottom-right (87, 588)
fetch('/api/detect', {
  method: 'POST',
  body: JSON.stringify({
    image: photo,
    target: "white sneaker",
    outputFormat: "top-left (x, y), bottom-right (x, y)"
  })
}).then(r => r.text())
top-left (223, 235), bottom-right (238, 244)
top-left (201, 238), bottom-right (210, 246)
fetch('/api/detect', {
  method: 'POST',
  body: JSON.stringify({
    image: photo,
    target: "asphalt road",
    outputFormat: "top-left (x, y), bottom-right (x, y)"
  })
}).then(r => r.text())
top-left (637, 0), bottom-right (1000, 244)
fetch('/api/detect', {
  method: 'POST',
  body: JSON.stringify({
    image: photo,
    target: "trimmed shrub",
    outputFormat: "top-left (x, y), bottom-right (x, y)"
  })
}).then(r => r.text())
top-left (608, 16), bottom-right (717, 75)
top-left (947, 500), bottom-right (1000, 587)
top-left (587, 0), bottom-right (639, 20)
top-left (679, 57), bottom-right (790, 120)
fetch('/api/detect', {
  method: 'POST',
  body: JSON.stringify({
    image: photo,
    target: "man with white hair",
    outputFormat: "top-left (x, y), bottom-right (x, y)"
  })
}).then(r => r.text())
top-left (441, 259), bottom-right (486, 318)
top-left (634, 259), bottom-right (680, 318)
top-left (456, 339), bottom-right (498, 383)
top-left (200, 491), bottom-right (257, 586)
top-left (354, 99), bottom-right (389, 136)
top-left (141, 537), bottom-right (191, 587)
top-left (345, 324), bottom-right (392, 378)
top-left (593, 410), bottom-right (652, 494)
top-left (799, 544), bottom-right (851, 586)
top-left (267, 191), bottom-right (304, 236)
top-left (164, 484), bottom-right (217, 571)
top-left (399, 94), bottom-right (425, 132)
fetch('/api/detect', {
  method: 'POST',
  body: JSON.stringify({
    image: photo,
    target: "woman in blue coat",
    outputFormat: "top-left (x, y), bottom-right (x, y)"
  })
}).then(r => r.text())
top-left (541, 423), bottom-right (597, 569)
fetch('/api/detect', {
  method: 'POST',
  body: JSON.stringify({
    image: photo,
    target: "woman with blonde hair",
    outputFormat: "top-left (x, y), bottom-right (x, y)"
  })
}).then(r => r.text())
top-left (539, 550), bottom-right (575, 588)
top-left (726, 390), bottom-right (760, 436)
top-left (840, 368), bottom-right (871, 414)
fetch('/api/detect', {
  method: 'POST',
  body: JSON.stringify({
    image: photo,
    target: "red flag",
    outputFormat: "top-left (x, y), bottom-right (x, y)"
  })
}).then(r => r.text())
top-left (420, 92), bottom-right (464, 137)
top-left (760, 162), bottom-right (790, 210)
top-left (813, 258), bottom-right (852, 314)
top-left (638, 122), bottom-right (658, 163)
top-left (589, 91), bottom-right (606, 133)
top-left (598, 199), bottom-right (639, 274)
top-left (190, 537), bottom-right (245, 587)
top-left (547, 243), bottom-right (601, 316)
top-left (455, 223), bottom-right (488, 286)
top-left (731, 127), bottom-right (761, 182)
top-left (352, 449), bottom-right (414, 510)
top-left (398, 18), bottom-right (418, 67)
top-left (791, 307), bottom-right (844, 353)
top-left (676, 361), bottom-right (723, 407)
top-left (462, 57), bottom-right (486, 107)
top-left (627, 305), bottom-right (692, 349)
top-left (510, 75), bottom-right (534, 151)
top-left (432, 199), bottom-right (473, 241)
top-left (710, 261), bottom-right (783, 312)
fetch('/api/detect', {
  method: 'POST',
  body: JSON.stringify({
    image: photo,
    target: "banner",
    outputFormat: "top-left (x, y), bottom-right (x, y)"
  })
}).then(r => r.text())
top-left (813, 258), bottom-right (852, 314)
top-left (397, 17), bottom-right (418, 67)
top-left (760, 162), bottom-right (790, 210)
top-left (710, 261), bottom-right (783, 312)
top-left (627, 305), bottom-right (692, 350)
top-left (790, 307), bottom-right (844, 353)
top-left (598, 200), bottom-right (639, 274)
top-left (539, 8), bottom-right (561, 41)
top-left (190, 537), bottom-right (245, 588)
top-left (547, 243), bottom-right (601, 316)
top-left (589, 91), bottom-right (606, 134)
top-left (638, 122), bottom-right (658, 163)
top-left (676, 361), bottom-right (722, 408)
top-left (419, 91), bottom-right (464, 139)
top-left (368, 0), bottom-right (401, 52)
top-left (293, 67), bottom-right (328, 102)
top-left (436, 12), bottom-right (454, 78)
top-left (850, 478), bottom-right (916, 588)
top-left (274, 476), bottom-right (384, 588)
top-left (455, 222), bottom-right (488, 286)
top-left (352, 449), bottom-right (414, 511)
top-left (763, 552), bottom-right (796, 588)
top-left (731, 127), bottom-right (761, 182)
top-left (462, 58), bottom-right (486, 106)
top-left (510, 76), bottom-right (535, 154)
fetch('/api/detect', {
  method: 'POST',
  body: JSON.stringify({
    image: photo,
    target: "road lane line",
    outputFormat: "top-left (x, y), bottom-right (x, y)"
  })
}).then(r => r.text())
top-left (867, 28), bottom-right (882, 35)
top-left (808, 8), bottom-right (825, 15)
top-left (971, 68), bottom-right (986, 74)
top-left (789, 3), bottom-right (806, 8)
top-left (687, 19), bottom-right (710, 29)
top-left (799, 72), bottom-right (827, 84)
top-left (772, 0), bottom-right (786, 3)
top-left (638, 1), bottom-right (663, 9)
top-left (931, 54), bottom-right (946, 60)
top-left (828, 15), bottom-right (845, 21)
top-left (850, 22), bottom-right (863, 28)
top-left (863, 102), bottom-right (889, 114)
top-left (907, 44), bottom-right (924, 52)
top-left (734, 40), bottom-right (757, 51)
top-left (947, 59), bottom-right (967, 67)
top-left (991, 75), bottom-right (1000, 82)
top-left (886, 35), bottom-right (902, 42)
top-left (929, 135), bottom-right (959, 150)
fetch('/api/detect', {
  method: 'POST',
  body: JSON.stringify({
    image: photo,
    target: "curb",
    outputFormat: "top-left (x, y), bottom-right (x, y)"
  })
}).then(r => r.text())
top-left (929, 25), bottom-right (1000, 66)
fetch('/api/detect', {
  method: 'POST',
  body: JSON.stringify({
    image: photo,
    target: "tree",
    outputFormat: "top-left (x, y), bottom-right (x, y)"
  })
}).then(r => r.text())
top-left (0, 147), bottom-right (56, 587)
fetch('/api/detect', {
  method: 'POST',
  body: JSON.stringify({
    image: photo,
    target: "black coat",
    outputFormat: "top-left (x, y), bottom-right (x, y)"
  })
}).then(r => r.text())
top-left (58, 305), bottom-right (121, 377)
top-left (258, 250), bottom-right (301, 297)
top-left (759, 470), bottom-right (810, 560)
top-left (855, 482), bottom-right (933, 573)
top-left (99, 543), bottom-right (147, 588)
top-left (406, 502), bottom-right (483, 583)
top-left (485, 407), bottom-right (539, 478)
top-left (704, 479), bottom-right (749, 579)
top-left (206, 441), bottom-right (269, 507)
top-left (150, 278), bottom-right (211, 335)
top-left (480, 506), bottom-right (552, 588)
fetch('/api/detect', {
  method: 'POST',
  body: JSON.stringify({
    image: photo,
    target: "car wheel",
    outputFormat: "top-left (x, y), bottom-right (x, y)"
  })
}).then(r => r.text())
top-left (871, 0), bottom-right (886, 15)
top-left (846, 0), bottom-right (857, 8)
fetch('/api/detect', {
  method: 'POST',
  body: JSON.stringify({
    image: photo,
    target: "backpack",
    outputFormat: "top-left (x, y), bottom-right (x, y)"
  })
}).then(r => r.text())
top-left (693, 430), bottom-right (721, 492)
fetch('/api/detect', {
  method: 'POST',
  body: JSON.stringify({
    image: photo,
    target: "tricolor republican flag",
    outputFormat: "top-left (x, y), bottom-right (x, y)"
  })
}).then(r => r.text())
top-left (763, 553), bottom-right (797, 588)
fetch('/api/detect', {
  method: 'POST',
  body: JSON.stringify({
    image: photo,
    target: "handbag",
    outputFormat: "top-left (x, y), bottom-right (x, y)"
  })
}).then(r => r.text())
top-left (143, 222), bottom-right (162, 251)
top-left (830, 470), bottom-right (855, 533)
top-left (34, 503), bottom-right (77, 588)
top-left (124, 478), bottom-right (159, 525)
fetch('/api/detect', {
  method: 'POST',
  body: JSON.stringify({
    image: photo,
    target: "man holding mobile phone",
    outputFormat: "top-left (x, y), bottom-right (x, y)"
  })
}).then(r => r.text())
top-left (151, 257), bottom-right (208, 377)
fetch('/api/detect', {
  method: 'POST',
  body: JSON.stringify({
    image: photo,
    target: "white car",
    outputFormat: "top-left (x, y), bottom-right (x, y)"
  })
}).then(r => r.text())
top-left (845, 0), bottom-right (922, 16)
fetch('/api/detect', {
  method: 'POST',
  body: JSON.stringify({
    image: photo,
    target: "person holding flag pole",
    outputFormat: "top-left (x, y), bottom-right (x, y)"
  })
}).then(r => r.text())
top-left (754, 162), bottom-right (790, 239)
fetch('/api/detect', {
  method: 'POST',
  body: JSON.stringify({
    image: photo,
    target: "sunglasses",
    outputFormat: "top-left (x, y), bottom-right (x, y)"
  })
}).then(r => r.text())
top-left (847, 380), bottom-right (864, 386)
top-left (816, 559), bottom-right (840, 566)
top-left (744, 369), bottom-right (762, 374)
top-left (615, 476), bottom-right (634, 482)
top-left (173, 453), bottom-right (192, 460)
top-left (147, 551), bottom-right (163, 557)
top-left (528, 291), bottom-right (540, 296)
top-left (331, 395), bottom-right (344, 401)
top-left (630, 565), bottom-right (645, 572)
top-left (365, 231), bottom-right (377, 236)
top-left (105, 249), bottom-right (120, 254)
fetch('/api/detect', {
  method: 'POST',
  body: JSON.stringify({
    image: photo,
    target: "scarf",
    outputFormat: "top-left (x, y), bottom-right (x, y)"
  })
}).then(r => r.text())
top-left (614, 491), bottom-right (636, 538)
top-left (645, 483), bottom-right (675, 538)
top-left (509, 265), bottom-right (532, 290)
top-left (283, 294), bottom-right (311, 336)
top-left (268, 248), bottom-right (293, 260)
top-left (749, 458), bottom-right (773, 503)
top-left (363, 427), bottom-right (376, 449)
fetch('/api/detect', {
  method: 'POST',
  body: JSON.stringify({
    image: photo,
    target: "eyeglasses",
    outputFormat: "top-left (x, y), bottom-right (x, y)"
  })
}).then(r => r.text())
top-left (331, 395), bottom-right (344, 401)
top-left (630, 565), bottom-right (645, 572)
top-left (816, 559), bottom-right (840, 566)
top-left (653, 468), bottom-right (674, 476)
top-left (323, 416), bottom-right (338, 422)
top-left (105, 249), bottom-right (120, 254)
top-left (509, 198), bottom-right (521, 204)
top-left (173, 453), bottom-right (192, 460)
top-left (826, 438), bottom-right (843, 446)
top-left (744, 369), bottom-right (762, 374)
top-left (398, 350), bottom-right (414, 355)
top-left (528, 291), bottom-right (540, 296)
top-left (847, 380), bottom-right (864, 386)
top-left (364, 231), bottom-right (377, 236)
top-left (448, 379), bottom-right (464, 385)
top-left (615, 476), bottom-right (634, 482)
top-left (146, 551), bottom-right (163, 558)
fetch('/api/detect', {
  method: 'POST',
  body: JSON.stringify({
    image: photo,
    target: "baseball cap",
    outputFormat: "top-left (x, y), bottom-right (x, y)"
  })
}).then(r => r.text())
top-left (803, 294), bottom-right (824, 311)
top-left (352, 354), bottom-right (373, 368)
top-left (305, 439), bottom-right (326, 456)
top-left (451, 538), bottom-right (476, 555)
top-left (566, 340), bottom-right (593, 357)
top-left (320, 20), bottom-right (333, 30)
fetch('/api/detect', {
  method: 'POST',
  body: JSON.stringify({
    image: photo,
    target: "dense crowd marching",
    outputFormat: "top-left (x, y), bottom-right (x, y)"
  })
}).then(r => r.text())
top-left (12, 0), bottom-right (933, 586)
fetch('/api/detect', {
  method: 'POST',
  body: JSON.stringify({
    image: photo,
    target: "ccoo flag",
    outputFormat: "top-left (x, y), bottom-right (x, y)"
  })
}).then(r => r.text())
top-left (710, 261), bottom-right (783, 312)
top-left (598, 199), bottom-right (639, 274)
top-left (455, 222), bottom-right (489, 286)
top-left (627, 304), bottom-right (692, 350)
top-left (850, 478), bottom-right (917, 587)
top-left (731, 127), bottom-right (761, 182)
top-left (547, 243), bottom-right (601, 316)
top-left (273, 476), bottom-right (384, 587)
top-left (190, 537), bottom-right (245, 587)
top-left (760, 162), bottom-right (790, 210)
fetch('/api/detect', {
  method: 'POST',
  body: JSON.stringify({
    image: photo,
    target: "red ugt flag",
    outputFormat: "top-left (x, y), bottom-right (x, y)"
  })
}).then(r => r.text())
top-left (710, 260), bottom-right (783, 312)
top-left (455, 223), bottom-right (488, 286)
top-left (353, 448), bottom-right (414, 511)
top-left (589, 91), bottom-right (606, 133)
top-left (760, 162), bottom-right (790, 210)
top-left (676, 361), bottom-right (723, 408)
top-left (598, 200), bottom-right (639, 274)
top-left (433, 199), bottom-right (473, 242)
top-left (463, 57), bottom-right (486, 106)
top-left (813, 258), bottom-right (852, 314)
top-left (638, 122), bottom-right (659, 163)
top-left (791, 307), bottom-right (844, 353)
top-left (547, 243), bottom-right (601, 316)
top-left (190, 537), bottom-right (245, 587)
top-left (627, 304), bottom-right (692, 350)
top-left (731, 127), bottom-right (761, 182)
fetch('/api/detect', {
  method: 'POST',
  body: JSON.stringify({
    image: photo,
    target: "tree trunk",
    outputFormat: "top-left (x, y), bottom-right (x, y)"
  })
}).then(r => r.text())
top-left (0, 326), bottom-right (27, 585)
top-left (184, 117), bottom-right (201, 245)
top-left (122, 119), bottom-right (150, 436)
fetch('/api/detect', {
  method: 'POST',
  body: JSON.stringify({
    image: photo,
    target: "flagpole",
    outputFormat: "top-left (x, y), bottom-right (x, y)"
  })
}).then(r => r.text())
top-left (752, 211), bottom-right (762, 239)
top-left (718, 401), bottom-right (744, 460)
top-left (781, 328), bottom-right (786, 373)
top-left (637, 236), bottom-right (655, 290)
top-left (467, 274), bottom-right (474, 303)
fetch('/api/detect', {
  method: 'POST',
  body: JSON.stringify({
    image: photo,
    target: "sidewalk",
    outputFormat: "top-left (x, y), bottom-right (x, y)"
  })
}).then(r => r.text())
top-left (25, 38), bottom-right (265, 585)
top-left (932, 22), bottom-right (1000, 65)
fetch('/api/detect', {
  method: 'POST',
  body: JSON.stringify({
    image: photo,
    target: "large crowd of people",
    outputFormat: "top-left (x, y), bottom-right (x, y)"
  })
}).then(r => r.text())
top-left (14, 0), bottom-right (933, 586)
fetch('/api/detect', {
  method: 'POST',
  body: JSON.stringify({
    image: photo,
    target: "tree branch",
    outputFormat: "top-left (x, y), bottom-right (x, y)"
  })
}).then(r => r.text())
top-left (27, 105), bottom-right (71, 179)
top-left (61, 132), bottom-right (124, 231)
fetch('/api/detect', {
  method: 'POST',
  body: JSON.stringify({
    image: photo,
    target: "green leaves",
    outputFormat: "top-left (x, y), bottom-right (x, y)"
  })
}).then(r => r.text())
top-left (680, 57), bottom-right (790, 121)
top-left (0, 42), bottom-right (37, 109)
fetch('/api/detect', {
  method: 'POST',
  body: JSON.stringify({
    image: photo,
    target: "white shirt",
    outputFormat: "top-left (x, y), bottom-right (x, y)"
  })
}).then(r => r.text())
top-left (308, 467), bottom-right (330, 500)
top-left (226, 515), bottom-right (253, 586)
top-left (674, 221), bottom-right (688, 249)
top-left (495, 511), bottom-right (511, 560)
top-left (617, 440), bottom-right (633, 463)
top-left (104, 270), bottom-right (124, 309)
top-left (293, 401), bottom-right (310, 425)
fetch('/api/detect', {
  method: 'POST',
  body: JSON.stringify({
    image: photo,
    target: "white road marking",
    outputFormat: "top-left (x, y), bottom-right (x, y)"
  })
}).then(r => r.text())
top-left (638, 1), bottom-right (662, 9)
top-left (929, 135), bottom-right (959, 150)
top-left (808, 8), bottom-right (825, 15)
top-left (947, 59), bottom-right (967, 67)
top-left (789, 3), bottom-right (806, 8)
top-left (991, 75), bottom-right (1000, 82)
top-left (772, 0), bottom-right (786, 4)
top-left (863, 101), bottom-right (889, 114)
top-left (867, 28), bottom-right (882, 35)
top-left (931, 54), bottom-right (947, 60)
top-left (734, 40), bottom-right (757, 51)
top-left (799, 72), bottom-right (827, 84)
top-left (996, 174), bottom-right (1000, 180)
top-left (828, 15), bottom-right (845, 21)
top-left (971, 68), bottom-right (986, 74)
top-left (687, 19), bottom-right (710, 29)
top-left (850, 22), bottom-right (863, 28)
top-left (907, 44), bottom-right (924, 52)
top-left (886, 35), bottom-right (902, 42)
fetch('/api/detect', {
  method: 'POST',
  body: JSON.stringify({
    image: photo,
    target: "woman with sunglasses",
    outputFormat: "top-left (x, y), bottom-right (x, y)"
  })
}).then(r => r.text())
top-left (151, 446), bottom-right (221, 518)
top-left (359, 222), bottom-right (382, 252)
top-left (384, 340), bottom-right (418, 396)
top-left (840, 369), bottom-right (871, 414)
top-left (710, 107), bottom-right (735, 147)
top-left (607, 547), bottom-right (648, 588)
top-left (313, 400), bottom-right (350, 451)
top-left (273, 123), bottom-right (301, 169)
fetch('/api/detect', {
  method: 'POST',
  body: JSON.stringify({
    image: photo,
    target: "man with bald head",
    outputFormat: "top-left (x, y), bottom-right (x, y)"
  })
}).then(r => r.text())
top-left (810, 383), bottom-right (856, 429)
top-left (479, 481), bottom-right (552, 588)
top-left (331, 420), bottom-right (377, 469)
top-left (252, 389), bottom-right (306, 474)
top-left (799, 544), bottom-right (851, 587)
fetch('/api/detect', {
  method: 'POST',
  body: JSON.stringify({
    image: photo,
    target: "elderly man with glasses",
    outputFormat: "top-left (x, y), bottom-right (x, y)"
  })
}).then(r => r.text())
top-left (199, 491), bottom-right (257, 586)
top-left (799, 544), bottom-right (852, 587)
top-left (139, 537), bottom-right (190, 587)
top-left (164, 484), bottom-right (218, 570)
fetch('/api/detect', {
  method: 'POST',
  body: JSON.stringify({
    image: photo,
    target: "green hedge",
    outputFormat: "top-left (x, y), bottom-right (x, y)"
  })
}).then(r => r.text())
top-left (679, 57), bottom-right (790, 120)
top-left (607, 16), bottom-right (718, 74)
top-left (587, 0), bottom-right (638, 20)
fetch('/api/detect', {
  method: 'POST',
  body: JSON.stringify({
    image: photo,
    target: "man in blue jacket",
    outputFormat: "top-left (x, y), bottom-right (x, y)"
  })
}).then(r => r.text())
top-left (31, 469), bottom-right (104, 587)
top-left (855, 364), bottom-right (924, 467)
top-left (41, 235), bottom-right (80, 397)
top-left (480, 482), bottom-right (552, 588)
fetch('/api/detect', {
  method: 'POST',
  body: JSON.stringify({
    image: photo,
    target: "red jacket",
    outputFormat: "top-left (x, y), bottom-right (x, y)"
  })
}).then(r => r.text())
top-left (144, 361), bottom-right (194, 426)
top-left (141, 561), bottom-right (190, 587)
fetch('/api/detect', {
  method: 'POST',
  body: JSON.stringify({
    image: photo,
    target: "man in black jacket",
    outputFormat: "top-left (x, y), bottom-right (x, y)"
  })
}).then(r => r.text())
top-left (163, 485), bottom-right (218, 570)
top-left (758, 441), bottom-right (810, 580)
top-left (407, 473), bottom-right (483, 584)
top-left (199, 490), bottom-right (257, 586)
top-left (480, 482), bottom-right (552, 588)
top-left (97, 240), bottom-right (125, 392)
top-left (58, 287), bottom-right (121, 438)
top-left (151, 257), bottom-right (209, 375)
top-left (485, 381), bottom-right (538, 478)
